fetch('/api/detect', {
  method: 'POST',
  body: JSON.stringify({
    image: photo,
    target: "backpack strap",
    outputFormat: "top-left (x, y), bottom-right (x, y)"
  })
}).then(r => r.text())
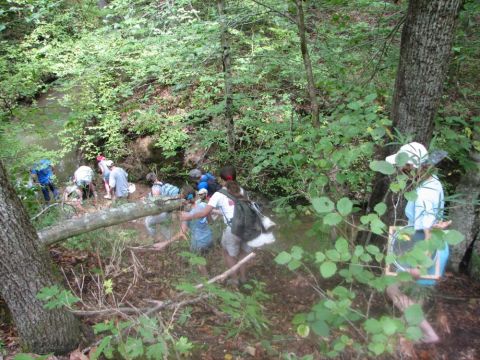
top-left (217, 189), bottom-right (238, 227)
top-left (218, 188), bottom-right (237, 202)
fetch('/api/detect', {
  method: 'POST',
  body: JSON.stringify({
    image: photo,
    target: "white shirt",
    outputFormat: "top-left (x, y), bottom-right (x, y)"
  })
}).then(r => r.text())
top-left (207, 187), bottom-right (245, 225)
top-left (74, 166), bottom-right (94, 183)
top-left (405, 175), bottom-right (444, 230)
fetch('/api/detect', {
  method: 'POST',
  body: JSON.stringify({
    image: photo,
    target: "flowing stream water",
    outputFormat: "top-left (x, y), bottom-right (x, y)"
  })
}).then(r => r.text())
top-left (16, 88), bottom-right (79, 182)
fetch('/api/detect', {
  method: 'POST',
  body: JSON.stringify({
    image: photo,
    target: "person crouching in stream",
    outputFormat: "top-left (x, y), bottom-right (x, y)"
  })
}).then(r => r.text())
top-left (161, 185), bottom-right (213, 277)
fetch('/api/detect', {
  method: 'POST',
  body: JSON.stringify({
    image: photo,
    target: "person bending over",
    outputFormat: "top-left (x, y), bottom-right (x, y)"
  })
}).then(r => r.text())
top-left (182, 165), bottom-right (252, 286)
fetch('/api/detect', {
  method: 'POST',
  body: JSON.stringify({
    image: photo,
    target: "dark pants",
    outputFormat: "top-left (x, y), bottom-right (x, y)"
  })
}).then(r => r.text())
top-left (41, 182), bottom-right (59, 202)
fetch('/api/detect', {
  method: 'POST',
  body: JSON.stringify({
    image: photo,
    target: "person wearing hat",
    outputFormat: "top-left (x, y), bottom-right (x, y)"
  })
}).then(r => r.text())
top-left (107, 162), bottom-right (129, 200)
top-left (384, 142), bottom-right (451, 344)
top-left (97, 155), bottom-right (112, 199)
top-left (189, 169), bottom-right (221, 198)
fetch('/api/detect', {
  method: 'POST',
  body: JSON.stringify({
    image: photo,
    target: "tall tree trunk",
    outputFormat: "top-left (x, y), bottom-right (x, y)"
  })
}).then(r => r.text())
top-left (391, 0), bottom-right (461, 144)
top-left (449, 149), bottom-right (480, 273)
top-left (358, 0), bottom-right (461, 246)
top-left (295, 0), bottom-right (319, 126)
top-left (0, 161), bottom-right (82, 354)
top-left (217, 0), bottom-right (235, 152)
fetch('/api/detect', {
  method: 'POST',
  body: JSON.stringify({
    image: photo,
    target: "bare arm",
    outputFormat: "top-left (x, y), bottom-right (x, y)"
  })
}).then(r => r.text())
top-left (181, 205), bottom-right (213, 221)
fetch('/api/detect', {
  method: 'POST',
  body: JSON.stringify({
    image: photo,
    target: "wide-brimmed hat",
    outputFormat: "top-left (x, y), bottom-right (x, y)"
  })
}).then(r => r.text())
top-left (385, 142), bottom-right (429, 168)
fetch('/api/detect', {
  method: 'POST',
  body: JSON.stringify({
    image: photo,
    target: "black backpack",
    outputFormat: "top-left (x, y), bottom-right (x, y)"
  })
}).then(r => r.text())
top-left (219, 189), bottom-right (263, 242)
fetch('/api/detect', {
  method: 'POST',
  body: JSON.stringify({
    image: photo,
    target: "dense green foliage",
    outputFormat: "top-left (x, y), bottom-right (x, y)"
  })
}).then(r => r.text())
top-left (1, 0), bottom-right (479, 358)
top-left (1, 0), bottom-right (477, 199)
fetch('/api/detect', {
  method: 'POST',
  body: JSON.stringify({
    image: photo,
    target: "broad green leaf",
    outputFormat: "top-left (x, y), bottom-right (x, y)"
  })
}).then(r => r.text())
top-left (369, 160), bottom-right (395, 175)
top-left (324, 213), bottom-right (343, 226)
top-left (312, 197), bottom-right (334, 213)
top-left (320, 261), bottom-right (337, 278)
top-left (444, 230), bottom-right (464, 245)
top-left (291, 246), bottom-right (304, 260)
top-left (336, 197), bottom-right (353, 216)
top-left (315, 251), bottom-right (326, 263)
top-left (395, 152), bottom-right (410, 167)
top-left (404, 191), bottom-right (418, 202)
top-left (385, 254), bottom-right (395, 265)
top-left (326, 249), bottom-right (340, 262)
top-left (364, 318), bottom-right (382, 334)
top-left (335, 237), bottom-right (349, 253)
top-left (354, 245), bottom-right (364, 257)
top-left (366, 245), bottom-right (380, 255)
top-left (381, 317), bottom-right (397, 335)
top-left (405, 326), bottom-right (423, 341)
top-left (405, 304), bottom-right (424, 325)
top-left (374, 202), bottom-right (387, 216)
top-left (368, 342), bottom-right (385, 356)
top-left (297, 324), bottom-right (310, 338)
top-left (311, 320), bottom-right (330, 337)
top-left (275, 251), bottom-right (292, 265)
top-left (288, 259), bottom-right (302, 271)
top-left (292, 313), bottom-right (307, 325)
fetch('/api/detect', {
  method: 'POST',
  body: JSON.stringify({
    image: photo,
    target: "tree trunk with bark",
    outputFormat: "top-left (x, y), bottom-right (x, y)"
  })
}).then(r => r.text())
top-left (295, 0), bottom-right (319, 126)
top-left (449, 150), bottom-right (480, 274)
top-left (0, 161), bottom-right (82, 354)
top-left (391, 0), bottom-right (461, 144)
top-left (217, 0), bottom-right (235, 152)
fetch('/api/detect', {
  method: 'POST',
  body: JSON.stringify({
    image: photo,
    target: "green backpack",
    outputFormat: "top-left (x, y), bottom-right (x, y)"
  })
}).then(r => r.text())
top-left (219, 189), bottom-right (263, 242)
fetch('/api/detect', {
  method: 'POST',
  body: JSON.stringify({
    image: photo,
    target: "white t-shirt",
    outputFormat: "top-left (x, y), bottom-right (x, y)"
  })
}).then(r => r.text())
top-left (207, 187), bottom-right (245, 225)
top-left (74, 166), bottom-right (94, 183)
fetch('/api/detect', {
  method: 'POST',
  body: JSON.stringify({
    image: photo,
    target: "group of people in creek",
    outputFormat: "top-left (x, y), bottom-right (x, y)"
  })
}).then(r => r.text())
top-left (29, 141), bottom-right (454, 344)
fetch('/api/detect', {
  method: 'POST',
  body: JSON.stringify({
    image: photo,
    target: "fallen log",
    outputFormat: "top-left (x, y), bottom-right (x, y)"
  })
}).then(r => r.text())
top-left (38, 199), bottom-right (183, 246)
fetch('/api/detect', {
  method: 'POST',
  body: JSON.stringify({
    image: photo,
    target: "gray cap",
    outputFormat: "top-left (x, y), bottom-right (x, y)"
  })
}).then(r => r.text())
top-left (189, 169), bottom-right (202, 179)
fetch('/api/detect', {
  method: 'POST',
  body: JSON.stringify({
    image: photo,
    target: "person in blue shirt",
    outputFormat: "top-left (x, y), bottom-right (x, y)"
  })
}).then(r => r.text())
top-left (189, 169), bottom-right (221, 197)
top-left (170, 185), bottom-right (213, 277)
top-left (385, 142), bottom-right (451, 344)
top-left (30, 159), bottom-right (59, 203)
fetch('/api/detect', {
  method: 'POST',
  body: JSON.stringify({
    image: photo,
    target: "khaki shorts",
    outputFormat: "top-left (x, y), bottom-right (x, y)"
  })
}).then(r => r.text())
top-left (221, 226), bottom-right (253, 257)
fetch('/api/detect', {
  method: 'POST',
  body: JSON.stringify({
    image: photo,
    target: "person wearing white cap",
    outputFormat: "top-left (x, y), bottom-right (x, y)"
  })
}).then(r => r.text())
top-left (384, 142), bottom-right (451, 344)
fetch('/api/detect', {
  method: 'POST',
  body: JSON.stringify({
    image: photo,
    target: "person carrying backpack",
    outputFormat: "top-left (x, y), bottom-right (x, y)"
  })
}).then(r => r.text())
top-left (181, 165), bottom-right (252, 286)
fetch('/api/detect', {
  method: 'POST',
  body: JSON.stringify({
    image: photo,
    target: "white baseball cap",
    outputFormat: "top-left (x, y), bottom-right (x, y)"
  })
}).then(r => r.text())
top-left (385, 142), bottom-right (429, 168)
top-left (198, 188), bottom-right (208, 195)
